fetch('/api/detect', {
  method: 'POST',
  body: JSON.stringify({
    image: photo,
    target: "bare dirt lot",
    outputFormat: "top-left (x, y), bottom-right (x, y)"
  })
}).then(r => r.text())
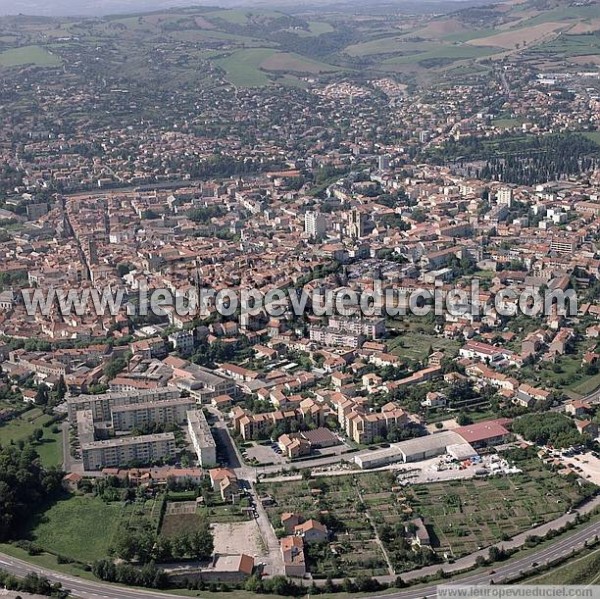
top-left (212, 520), bottom-right (267, 558)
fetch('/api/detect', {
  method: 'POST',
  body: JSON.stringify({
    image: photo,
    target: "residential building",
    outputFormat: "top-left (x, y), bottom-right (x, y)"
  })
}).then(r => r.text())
top-left (81, 432), bottom-right (177, 470)
top-left (187, 409), bottom-right (217, 467)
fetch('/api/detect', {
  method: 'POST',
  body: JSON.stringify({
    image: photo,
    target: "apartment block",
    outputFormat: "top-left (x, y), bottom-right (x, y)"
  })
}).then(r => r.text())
top-left (81, 432), bottom-right (177, 470)
top-left (187, 409), bottom-right (217, 467)
top-left (111, 397), bottom-right (196, 432)
top-left (309, 327), bottom-right (364, 349)
top-left (67, 388), bottom-right (180, 425)
top-left (76, 409), bottom-right (95, 445)
top-left (304, 211), bottom-right (327, 239)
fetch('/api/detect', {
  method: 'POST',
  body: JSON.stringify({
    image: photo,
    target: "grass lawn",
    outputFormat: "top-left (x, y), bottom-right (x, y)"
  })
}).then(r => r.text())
top-left (0, 407), bottom-right (47, 442)
top-left (35, 430), bottom-right (63, 468)
top-left (388, 332), bottom-right (461, 362)
top-left (568, 372), bottom-right (600, 396)
top-left (0, 408), bottom-right (63, 468)
top-left (0, 45), bottom-right (62, 67)
top-left (30, 496), bottom-right (123, 562)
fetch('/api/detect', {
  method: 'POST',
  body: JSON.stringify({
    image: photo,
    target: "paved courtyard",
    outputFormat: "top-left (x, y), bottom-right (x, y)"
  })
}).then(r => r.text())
top-left (245, 443), bottom-right (287, 465)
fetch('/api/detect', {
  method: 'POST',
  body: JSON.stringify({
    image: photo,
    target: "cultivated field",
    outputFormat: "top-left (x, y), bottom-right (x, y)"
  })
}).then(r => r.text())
top-left (467, 22), bottom-right (565, 49)
top-left (258, 476), bottom-right (388, 578)
top-left (161, 497), bottom-right (251, 540)
top-left (405, 468), bottom-right (582, 556)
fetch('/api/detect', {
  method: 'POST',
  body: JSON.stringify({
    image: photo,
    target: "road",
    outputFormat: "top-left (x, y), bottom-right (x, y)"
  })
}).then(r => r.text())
top-left (61, 421), bottom-right (73, 473)
top-left (208, 409), bottom-right (285, 576)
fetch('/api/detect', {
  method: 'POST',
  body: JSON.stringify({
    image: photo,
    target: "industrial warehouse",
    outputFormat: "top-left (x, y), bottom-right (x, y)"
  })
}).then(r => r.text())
top-left (354, 419), bottom-right (510, 469)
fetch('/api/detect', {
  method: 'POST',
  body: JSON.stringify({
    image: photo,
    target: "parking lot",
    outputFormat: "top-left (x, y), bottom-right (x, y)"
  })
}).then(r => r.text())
top-left (559, 451), bottom-right (600, 485)
top-left (244, 442), bottom-right (287, 465)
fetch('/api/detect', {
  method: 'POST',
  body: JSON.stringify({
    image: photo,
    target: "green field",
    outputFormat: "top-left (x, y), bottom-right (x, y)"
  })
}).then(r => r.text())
top-left (0, 45), bottom-right (62, 67)
top-left (214, 48), bottom-right (275, 86)
top-left (528, 32), bottom-right (600, 57)
top-left (29, 494), bottom-right (163, 563)
top-left (212, 47), bottom-right (337, 86)
top-left (442, 29), bottom-right (497, 43)
top-left (583, 131), bottom-right (600, 146)
top-left (0, 542), bottom-right (98, 580)
top-left (205, 9), bottom-right (283, 26)
top-left (170, 28), bottom-right (268, 46)
top-left (304, 21), bottom-right (335, 36)
top-left (518, 4), bottom-right (600, 27)
top-left (345, 36), bottom-right (429, 57)
top-left (494, 118), bottom-right (524, 129)
top-left (30, 496), bottom-right (123, 562)
top-left (382, 44), bottom-right (498, 67)
top-left (568, 372), bottom-right (600, 397)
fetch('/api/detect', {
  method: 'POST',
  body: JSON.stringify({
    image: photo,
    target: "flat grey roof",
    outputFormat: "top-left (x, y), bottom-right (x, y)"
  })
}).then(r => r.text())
top-left (81, 432), bottom-right (175, 450)
top-left (111, 397), bottom-right (195, 413)
top-left (397, 431), bottom-right (464, 457)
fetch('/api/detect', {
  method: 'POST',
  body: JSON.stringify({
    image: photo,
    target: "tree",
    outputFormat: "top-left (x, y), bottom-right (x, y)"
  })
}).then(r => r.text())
top-left (456, 412), bottom-right (473, 426)
top-left (55, 375), bottom-right (67, 402)
top-left (34, 384), bottom-right (49, 406)
top-left (104, 357), bottom-right (127, 381)
top-left (0, 444), bottom-right (63, 541)
top-left (189, 523), bottom-right (214, 560)
top-left (512, 412), bottom-right (582, 448)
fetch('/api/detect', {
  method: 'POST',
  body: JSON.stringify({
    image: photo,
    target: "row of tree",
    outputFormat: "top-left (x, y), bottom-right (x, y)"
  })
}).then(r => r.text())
top-left (110, 518), bottom-right (214, 564)
top-left (0, 570), bottom-right (69, 598)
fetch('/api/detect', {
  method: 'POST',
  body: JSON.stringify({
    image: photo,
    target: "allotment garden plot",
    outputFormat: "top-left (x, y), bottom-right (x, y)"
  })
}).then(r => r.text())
top-left (258, 476), bottom-right (388, 578)
top-left (259, 461), bottom-right (589, 572)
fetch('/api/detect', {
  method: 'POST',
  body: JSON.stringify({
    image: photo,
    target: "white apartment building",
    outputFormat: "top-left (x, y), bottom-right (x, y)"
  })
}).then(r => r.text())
top-left (187, 409), bottom-right (217, 468)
